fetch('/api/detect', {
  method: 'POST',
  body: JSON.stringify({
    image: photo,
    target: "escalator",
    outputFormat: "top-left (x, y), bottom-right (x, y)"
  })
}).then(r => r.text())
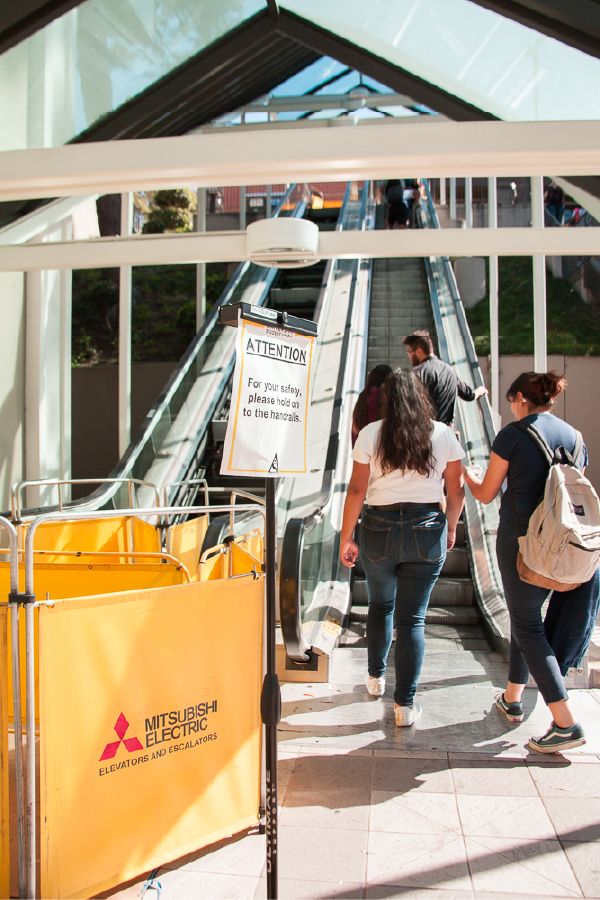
top-left (279, 180), bottom-right (510, 679)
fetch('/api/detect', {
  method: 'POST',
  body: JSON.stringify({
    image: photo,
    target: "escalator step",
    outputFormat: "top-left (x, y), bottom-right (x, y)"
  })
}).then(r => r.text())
top-left (441, 547), bottom-right (469, 576)
top-left (352, 575), bottom-right (474, 606)
top-left (348, 605), bottom-right (479, 625)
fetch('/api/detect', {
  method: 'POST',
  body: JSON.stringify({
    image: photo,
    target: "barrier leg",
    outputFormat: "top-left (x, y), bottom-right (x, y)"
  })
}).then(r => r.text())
top-left (25, 601), bottom-right (35, 900)
top-left (261, 478), bottom-right (280, 900)
top-left (10, 601), bottom-right (26, 898)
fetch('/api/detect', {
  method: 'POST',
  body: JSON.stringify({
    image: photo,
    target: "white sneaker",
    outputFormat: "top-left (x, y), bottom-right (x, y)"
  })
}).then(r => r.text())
top-left (394, 701), bottom-right (422, 727)
top-left (365, 674), bottom-right (386, 696)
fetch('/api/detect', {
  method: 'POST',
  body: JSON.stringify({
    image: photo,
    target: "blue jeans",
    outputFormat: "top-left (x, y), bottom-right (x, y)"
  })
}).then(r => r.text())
top-left (359, 504), bottom-right (447, 706)
top-left (496, 523), bottom-right (600, 705)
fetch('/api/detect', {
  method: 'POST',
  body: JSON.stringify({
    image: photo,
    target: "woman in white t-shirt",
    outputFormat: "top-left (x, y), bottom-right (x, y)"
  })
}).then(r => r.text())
top-left (340, 368), bottom-right (465, 726)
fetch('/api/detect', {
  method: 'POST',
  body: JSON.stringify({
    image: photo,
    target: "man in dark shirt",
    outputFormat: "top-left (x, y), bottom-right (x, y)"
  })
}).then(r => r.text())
top-left (403, 331), bottom-right (487, 425)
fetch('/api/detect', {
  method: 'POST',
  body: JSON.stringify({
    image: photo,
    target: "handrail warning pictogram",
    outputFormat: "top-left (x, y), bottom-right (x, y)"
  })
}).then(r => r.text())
top-left (100, 713), bottom-right (143, 761)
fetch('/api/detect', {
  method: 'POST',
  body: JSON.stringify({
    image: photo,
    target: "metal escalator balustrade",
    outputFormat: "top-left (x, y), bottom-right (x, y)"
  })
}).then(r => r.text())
top-left (15, 185), bottom-right (311, 521)
top-left (280, 182), bottom-right (375, 665)
top-left (417, 180), bottom-right (510, 654)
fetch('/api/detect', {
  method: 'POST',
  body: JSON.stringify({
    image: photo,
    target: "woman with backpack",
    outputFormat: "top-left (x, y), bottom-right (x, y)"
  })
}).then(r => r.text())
top-left (464, 372), bottom-right (600, 753)
top-left (340, 368), bottom-right (465, 726)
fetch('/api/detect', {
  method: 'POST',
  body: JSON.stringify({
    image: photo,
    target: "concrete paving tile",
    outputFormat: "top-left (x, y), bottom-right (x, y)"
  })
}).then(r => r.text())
top-left (287, 753), bottom-right (373, 791)
top-left (278, 824), bottom-right (368, 883)
top-left (366, 832), bottom-right (471, 890)
top-left (465, 836), bottom-right (582, 897)
top-left (255, 877), bottom-right (364, 898)
top-left (372, 757), bottom-right (454, 794)
top-left (529, 763), bottom-right (600, 798)
top-left (561, 841), bottom-right (600, 898)
top-left (298, 745), bottom-right (373, 756)
top-left (448, 751), bottom-right (527, 761)
top-left (157, 869), bottom-right (259, 899)
top-left (367, 888), bottom-right (475, 899)
top-left (280, 787), bottom-right (370, 830)
top-left (543, 797), bottom-right (600, 842)
top-left (374, 750), bottom-right (448, 759)
top-left (278, 757), bottom-right (297, 794)
top-left (456, 795), bottom-right (556, 839)
top-left (101, 877), bottom-right (150, 899)
top-left (370, 790), bottom-right (461, 835)
top-left (160, 832), bottom-right (266, 877)
top-left (449, 761), bottom-right (537, 796)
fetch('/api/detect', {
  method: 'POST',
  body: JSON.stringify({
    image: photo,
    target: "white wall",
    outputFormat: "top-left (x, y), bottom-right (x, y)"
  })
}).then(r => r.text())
top-left (478, 355), bottom-right (600, 493)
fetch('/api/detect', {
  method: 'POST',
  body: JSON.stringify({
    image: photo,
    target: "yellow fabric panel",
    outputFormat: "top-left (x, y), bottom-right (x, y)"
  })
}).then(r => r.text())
top-left (169, 516), bottom-right (208, 581)
top-left (2, 563), bottom-right (186, 727)
top-left (39, 576), bottom-right (263, 900)
top-left (0, 605), bottom-right (9, 900)
top-left (197, 547), bottom-right (227, 582)
top-left (230, 543), bottom-right (262, 577)
top-left (236, 529), bottom-right (263, 563)
top-left (19, 517), bottom-right (160, 562)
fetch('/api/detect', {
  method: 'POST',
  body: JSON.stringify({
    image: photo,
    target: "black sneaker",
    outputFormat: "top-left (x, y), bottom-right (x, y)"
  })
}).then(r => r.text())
top-left (495, 692), bottom-right (524, 723)
top-left (529, 722), bottom-right (586, 753)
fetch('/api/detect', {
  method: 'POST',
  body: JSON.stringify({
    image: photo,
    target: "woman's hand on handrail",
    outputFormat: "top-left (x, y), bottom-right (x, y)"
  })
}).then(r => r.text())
top-left (463, 452), bottom-right (509, 504)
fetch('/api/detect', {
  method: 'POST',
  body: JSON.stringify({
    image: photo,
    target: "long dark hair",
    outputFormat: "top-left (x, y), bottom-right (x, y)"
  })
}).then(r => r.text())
top-left (353, 364), bottom-right (393, 434)
top-left (506, 371), bottom-right (566, 407)
top-left (375, 368), bottom-right (435, 475)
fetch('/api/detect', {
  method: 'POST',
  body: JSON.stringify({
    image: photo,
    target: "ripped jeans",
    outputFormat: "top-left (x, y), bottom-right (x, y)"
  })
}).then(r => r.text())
top-left (359, 503), bottom-right (447, 706)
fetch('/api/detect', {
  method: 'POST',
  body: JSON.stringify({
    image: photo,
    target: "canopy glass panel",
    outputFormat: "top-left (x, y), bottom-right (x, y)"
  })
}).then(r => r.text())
top-left (280, 0), bottom-right (600, 121)
top-left (0, 0), bottom-right (265, 150)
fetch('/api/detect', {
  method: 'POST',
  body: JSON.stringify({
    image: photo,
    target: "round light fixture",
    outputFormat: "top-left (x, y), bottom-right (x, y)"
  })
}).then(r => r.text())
top-left (246, 217), bottom-right (320, 269)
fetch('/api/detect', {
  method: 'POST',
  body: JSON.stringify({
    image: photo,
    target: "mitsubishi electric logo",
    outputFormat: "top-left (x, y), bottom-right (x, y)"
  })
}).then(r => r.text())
top-left (100, 713), bottom-right (143, 761)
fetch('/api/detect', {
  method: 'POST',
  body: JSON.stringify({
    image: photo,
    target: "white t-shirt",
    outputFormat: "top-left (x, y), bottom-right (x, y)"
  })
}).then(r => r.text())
top-left (352, 419), bottom-right (465, 505)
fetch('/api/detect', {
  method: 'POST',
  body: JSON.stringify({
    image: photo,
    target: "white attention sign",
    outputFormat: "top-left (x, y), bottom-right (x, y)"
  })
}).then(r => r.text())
top-left (221, 313), bottom-right (315, 477)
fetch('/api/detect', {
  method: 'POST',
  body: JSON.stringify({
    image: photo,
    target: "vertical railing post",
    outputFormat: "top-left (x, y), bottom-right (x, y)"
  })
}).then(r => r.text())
top-left (531, 176), bottom-right (547, 372)
top-left (439, 177), bottom-right (446, 206)
top-left (240, 186), bottom-right (246, 232)
top-left (465, 177), bottom-right (473, 229)
top-left (119, 193), bottom-right (133, 456)
top-left (488, 177), bottom-right (500, 412)
top-left (196, 187), bottom-right (207, 332)
top-left (450, 178), bottom-right (457, 220)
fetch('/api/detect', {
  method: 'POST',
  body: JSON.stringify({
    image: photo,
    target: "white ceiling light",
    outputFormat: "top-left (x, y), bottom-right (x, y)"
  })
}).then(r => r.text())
top-left (246, 217), bottom-right (320, 268)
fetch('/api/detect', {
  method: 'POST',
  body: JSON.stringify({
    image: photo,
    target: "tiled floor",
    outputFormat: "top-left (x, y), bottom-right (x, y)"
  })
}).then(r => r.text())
top-left (105, 626), bottom-right (600, 900)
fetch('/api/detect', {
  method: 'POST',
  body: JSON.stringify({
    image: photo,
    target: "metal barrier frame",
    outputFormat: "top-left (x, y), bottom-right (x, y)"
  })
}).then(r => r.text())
top-left (18, 503), bottom-right (266, 900)
top-left (12, 478), bottom-right (161, 523)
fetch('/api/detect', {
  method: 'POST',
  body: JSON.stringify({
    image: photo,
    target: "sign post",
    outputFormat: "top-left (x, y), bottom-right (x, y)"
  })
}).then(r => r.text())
top-left (219, 302), bottom-right (317, 900)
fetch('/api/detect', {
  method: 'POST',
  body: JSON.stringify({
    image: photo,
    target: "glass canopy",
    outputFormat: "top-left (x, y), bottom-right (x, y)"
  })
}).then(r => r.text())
top-left (281, 0), bottom-right (600, 122)
top-left (0, 0), bottom-right (265, 151)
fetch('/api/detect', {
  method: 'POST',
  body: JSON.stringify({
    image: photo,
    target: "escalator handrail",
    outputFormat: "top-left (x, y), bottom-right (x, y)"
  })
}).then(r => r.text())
top-left (16, 185), bottom-right (307, 520)
top-left (280, 182), bottom-right (371, 662)
top-left (419, 180), bottom-right (497, 449)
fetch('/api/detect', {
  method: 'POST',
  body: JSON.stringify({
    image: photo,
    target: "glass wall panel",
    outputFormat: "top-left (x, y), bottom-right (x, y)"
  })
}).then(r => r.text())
top-left (0, 0), bottom-right (265, 151)
top-left (280, 0), bottom-right (600, 121)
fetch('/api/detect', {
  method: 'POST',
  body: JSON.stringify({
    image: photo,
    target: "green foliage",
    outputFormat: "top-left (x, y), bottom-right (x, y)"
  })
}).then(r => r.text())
top-left (465, 257), bottom-right (600, 356)
top-left (72, 263), bottom-right (229, 365)
top-left (141, 188), bottom-right (194, 233)
top-left (153, 189), bottom-right (193, 209)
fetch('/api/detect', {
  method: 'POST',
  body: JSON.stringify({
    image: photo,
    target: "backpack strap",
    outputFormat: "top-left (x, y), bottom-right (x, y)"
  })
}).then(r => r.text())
top-left (572, 431), bottom-right (584, 468)
top-left (513, 420), bottom-right (555, 464)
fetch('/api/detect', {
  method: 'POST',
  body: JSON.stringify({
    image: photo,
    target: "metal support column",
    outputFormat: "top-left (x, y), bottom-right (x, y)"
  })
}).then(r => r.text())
top-left (465, 177), bottom-right (473, 229)
top-left (266, 184), bottom-right (272, 218)
top-left (196, 187), bottom-right (206, 332)
top-left (439, 177), bottom-right (446, 206)
top-left (488, 177), bottom-right (500, 412)
top-left (60, 218), bottom-right (72, 499)
top-left (119, 193), bottom-right (133, 456)
top-left (450, 178), bottom-right (457, 220)
top-left (531, 176), bottom-right (547, 372)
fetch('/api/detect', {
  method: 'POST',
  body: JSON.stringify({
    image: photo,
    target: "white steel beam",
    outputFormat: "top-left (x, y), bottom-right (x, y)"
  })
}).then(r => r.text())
top-left (531, 176), bottom-right (547, 372)
top-left (488, 177), bottom-right (500, 413)
top-left (1, 121), bottom-right (600, 202)
top-left (1, 227), bottom-right (598, 272)
top-left (119, 193), bottom-right (133, 456)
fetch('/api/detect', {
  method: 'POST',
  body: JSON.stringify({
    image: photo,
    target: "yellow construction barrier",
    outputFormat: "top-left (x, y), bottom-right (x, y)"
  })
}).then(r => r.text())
top-left (198, 530), bottom-right (263, 581)
top-left (39, 571), bottom-right (263, 899)
top-left (0, 603), bottom-right (8, 900)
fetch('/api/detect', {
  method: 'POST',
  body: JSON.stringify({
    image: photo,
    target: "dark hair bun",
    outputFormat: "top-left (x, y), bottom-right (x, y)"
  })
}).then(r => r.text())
top-left (506, 371), bottom-right (566, 407)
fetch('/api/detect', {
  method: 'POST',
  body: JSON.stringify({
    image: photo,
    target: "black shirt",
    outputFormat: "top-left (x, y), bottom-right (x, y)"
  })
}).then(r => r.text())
top-left (413, 355), bottom-right (476, 426)
top-left (492, 413), bottom-right (587, 527)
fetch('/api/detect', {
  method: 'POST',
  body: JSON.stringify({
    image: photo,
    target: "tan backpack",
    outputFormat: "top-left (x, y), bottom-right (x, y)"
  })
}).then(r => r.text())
top-left (509, 422), bottom-right (600, 592)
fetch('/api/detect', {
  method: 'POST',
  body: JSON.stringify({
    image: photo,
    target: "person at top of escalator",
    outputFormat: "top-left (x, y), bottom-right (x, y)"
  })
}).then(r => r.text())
top-left (340, 368), bottom-right (465, 727)
top-left (403, 330), bottom-right (488, 427)
top-left (351, 364), bottom-right (393, 447)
